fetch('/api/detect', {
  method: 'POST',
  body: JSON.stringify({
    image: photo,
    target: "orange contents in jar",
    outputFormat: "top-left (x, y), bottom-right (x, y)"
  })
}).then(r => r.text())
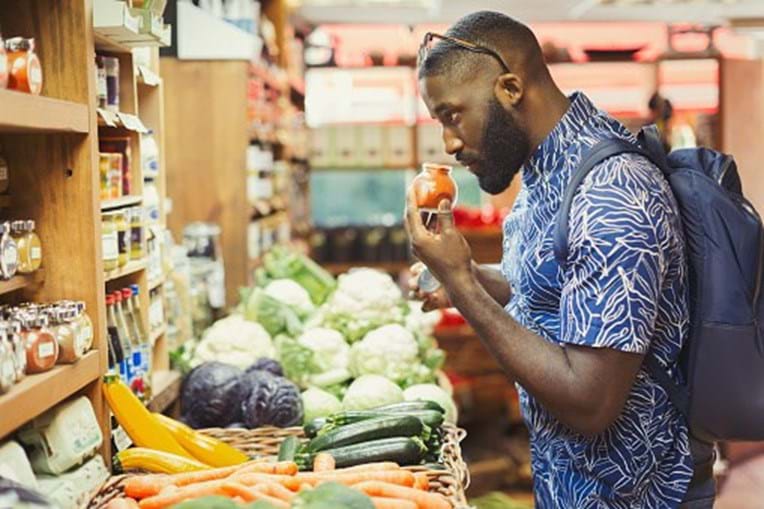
top-left (411, 163), bottom-right (458, 211)
top-left (6, 37), bottom-right (42, 95)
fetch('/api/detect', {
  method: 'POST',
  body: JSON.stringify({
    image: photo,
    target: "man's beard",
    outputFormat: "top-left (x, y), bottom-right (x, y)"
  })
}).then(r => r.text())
top-left (474, 98), bottom-right (531, 194)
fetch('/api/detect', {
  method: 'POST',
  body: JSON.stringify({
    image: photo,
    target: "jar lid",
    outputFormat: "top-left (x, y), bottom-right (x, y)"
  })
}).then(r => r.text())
top-left (37, 314), bottom-right (49, 328)
top-left (25, 220), bottom-right (35, 231)
top-left (5, 37), bottom-right (34, 52)
top-left (10, 220), bottom-right (25, 233)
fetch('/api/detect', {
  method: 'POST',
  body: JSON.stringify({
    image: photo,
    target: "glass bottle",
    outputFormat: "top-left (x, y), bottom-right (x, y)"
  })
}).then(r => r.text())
top-left (114, 290), bottom-right (140, 394)
top-left (102, 213), bottom-right (119, 271)
top-left (129, 207), bottom-right (145, 260)
top-left (106, 294), bottom-right (125, 381)
top-left (124, 287), bottom-right (151, 400)
top-left (11, 220), bottom-right (42, 274)
top-left (115, 210), bottom-right (130, 267)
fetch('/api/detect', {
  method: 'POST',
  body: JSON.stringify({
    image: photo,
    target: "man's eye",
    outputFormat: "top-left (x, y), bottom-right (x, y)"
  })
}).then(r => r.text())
top-left (447, 112), bottom-right (460, 125)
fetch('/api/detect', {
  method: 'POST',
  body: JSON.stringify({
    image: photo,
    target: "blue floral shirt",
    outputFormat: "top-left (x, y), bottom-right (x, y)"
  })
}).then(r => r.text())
top-left (501, 93), bottom-right (693, 508)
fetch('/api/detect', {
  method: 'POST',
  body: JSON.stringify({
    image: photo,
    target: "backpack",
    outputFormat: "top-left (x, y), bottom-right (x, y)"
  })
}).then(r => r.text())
top-left (553, 125), bottom-right (764, 442)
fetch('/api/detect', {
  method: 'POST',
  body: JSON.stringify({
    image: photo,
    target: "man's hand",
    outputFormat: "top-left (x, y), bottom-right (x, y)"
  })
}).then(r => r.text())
top-left (407, 262), bottom-right (452, 311)
top-left (405, 192), bottom-right (472, 289)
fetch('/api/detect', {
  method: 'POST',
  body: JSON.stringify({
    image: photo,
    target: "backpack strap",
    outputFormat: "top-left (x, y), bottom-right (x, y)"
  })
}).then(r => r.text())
top-left (552, 134), bottom-right (692, 422)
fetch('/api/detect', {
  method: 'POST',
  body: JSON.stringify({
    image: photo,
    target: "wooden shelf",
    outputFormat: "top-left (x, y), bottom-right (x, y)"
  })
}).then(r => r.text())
top-left (150, 325), bottom-right (166, 345)
top-left (322, 260), bottom-right (410, 275)
top-left (101, 195), bottom-right (142, 211)
top-left (105, 259), bottom-right (146, 282)
top-left (148, 277), bottom-right (164, 291)
top-left (0, 350), bottom-right (100, 439)
top-left (0, 195), bottom-right (11, 208)
top-left (0, 90), bottom-right (89, 134)
top-left (148, 370), bottom-right (182, 413)
top-left (0, 270), bottom-right (45, 297)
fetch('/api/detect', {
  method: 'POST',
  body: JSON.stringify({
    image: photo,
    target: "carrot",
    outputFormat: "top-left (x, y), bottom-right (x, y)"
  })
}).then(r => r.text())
top-left (259, 482), bottom-right (297, 501)
top-left (295, 470), bottom-right (415, 488)
top-left (313, 453), bottom-right (335, 472)
top-left (371, 497), bottom-right (417, 509)
top-left (235, 461), bottom-right (298, 476)
top-left (339, 462), bottom-right (400, 472)
top-left (106, 497), bottom-right (140, 509)
top-left (232, 473), bottom-right (301, 491)
top-left (123, 475), bottom-right (172, 499)
top-left (353, 481), bottom-right (452, 509)
top-left (414, 473), bottom-right (430, 491)
top-left (220, 482), bottom-right (289, 508)
top-left (137, 480), bottom-right (226, 509)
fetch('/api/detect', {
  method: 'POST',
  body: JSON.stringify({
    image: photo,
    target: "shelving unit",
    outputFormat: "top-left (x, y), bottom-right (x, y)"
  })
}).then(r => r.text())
top-left (0, 1), bottom-right (173, 470)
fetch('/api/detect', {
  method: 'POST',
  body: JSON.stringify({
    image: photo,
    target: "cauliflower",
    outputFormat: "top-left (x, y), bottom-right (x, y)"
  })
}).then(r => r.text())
top-left (264, 279), bottom-right (315, 318)
top-left (405, 302), bottom-right (442, 338)
top-left (321, 269), bottom-right (408, 342)
top-left (192, 314), bottom-right (275, 369)
top-left (349, 324), bottom-right (420, 384)
top-left (297, 328), bottom-right (350, 373)
top-left (277, 328), bottom-right (352, 389)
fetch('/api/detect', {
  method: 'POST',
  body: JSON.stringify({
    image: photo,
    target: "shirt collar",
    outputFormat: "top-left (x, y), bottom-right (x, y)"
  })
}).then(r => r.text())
top-left (521, 92), bottom-right (599, 187)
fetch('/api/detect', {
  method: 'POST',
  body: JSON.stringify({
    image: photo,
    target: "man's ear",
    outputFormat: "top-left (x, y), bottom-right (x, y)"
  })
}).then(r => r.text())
top-left (494, 74), bottom-right (523, 110)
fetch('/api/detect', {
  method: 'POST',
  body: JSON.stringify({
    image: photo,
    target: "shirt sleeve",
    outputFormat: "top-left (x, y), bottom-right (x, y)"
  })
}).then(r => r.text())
top-left (559, 155), bottom-right (672, 353)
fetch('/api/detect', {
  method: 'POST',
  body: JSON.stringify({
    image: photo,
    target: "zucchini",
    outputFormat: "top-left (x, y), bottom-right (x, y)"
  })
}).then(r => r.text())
top-left (329, 409), bottom-right (444, 429)
top-left (299, 437), bottom-right (427, 469)
top-left (375, 401), bottom-right (445, 414)
top-left (303, 417), bottom-right (327, 438)
top-left (307, 415), bottom-right (423, 453)
top-left (278, 436), bottom-right (300, 462)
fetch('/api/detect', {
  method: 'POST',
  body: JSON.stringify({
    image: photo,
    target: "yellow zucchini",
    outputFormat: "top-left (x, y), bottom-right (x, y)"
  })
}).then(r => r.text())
top-left (114, 447), bottom-right (209, 474)
top-left (153, 413), bottom-right (249, 467)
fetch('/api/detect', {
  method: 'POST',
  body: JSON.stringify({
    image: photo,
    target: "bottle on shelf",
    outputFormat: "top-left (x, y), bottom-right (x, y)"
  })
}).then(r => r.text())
top-left (114, 290), bottom-right (145, 399)
top-left (109, 292), bottom-right (133, 386)
top-left (123, 287), bottom-right (151, 401)
top-left (105, 295), bottom-right (123, 379)
top-left (141, 131), bottom-right (159, 180)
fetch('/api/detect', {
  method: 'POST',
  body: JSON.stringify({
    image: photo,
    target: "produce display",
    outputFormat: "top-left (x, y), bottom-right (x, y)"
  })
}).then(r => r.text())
top-left (175, 247), bottom-right (448, 430)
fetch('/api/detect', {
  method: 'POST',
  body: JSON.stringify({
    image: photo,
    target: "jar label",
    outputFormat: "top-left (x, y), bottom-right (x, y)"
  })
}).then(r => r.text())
top-left (38, 341), bottom-right (55, 359)
top-left (3, 243), bottom-right (17, 274)
top-left (102, 232), bottom-right (118, 261)
top-left (31, 247), bottom-right (41, 261)
top-left (29, 64), bottom-right (42, 87)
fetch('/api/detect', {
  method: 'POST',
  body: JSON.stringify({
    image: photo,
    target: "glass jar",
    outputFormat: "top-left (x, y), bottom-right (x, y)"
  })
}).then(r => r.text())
top-left (129, 207), bottom-right (144, 260)
top-left (9, 320), bottom-right (25, 382)
top-left (5, 37), bottom-right (42, 95)
top-left (102, 212), bottom-right (119, 271)
top-left (0, 222), bottom-right (18, 280)
top-left (410, 163), bottom-right (458, 214)
top-left (108, 153), bottom-right (123, 199)
top-left (115, 210), bottom-right (130, 267)
top-left (46, 306), bottom-right (81, 364)
top-left (98, 153), bottom-right (111, 201)
top-left (20, 313), bottom-right (58, 374)
top-left (11, 220), bottom-right (42, 274)
top-left (0, 29), bottom-right (8, 89)
top-left (0, 324), bottom-right (15, 394)
top-left (73, 301), bottom-right (93, 353)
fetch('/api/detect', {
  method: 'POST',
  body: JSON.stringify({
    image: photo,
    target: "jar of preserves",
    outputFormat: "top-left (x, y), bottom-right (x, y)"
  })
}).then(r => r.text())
top-left (0, 222), bottom-right (18, 280)
top-left (20, 312), bottom-right (58, 374)
top-left (102, 212), bottom-right (119, 271)
top-left (11, 220), bottom-right (42, 274)
top-left (5, 37), bottom-right (42, 95)
top-left (410, 163), bottom-right (458, 214)
top-left (47, 306), bottom-right (82, 364)
top-left (115, 210), bottom-right (130, 267)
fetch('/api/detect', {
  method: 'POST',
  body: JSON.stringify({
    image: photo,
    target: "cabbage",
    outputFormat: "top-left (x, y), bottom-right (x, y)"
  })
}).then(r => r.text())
top-left (246, 358), bottom-right (284, 377)
top-left (403, 383), bottom-right (458, 424)
top-left (192, 315), bottom-right (275, 369)
top-left (241, 370), bottom-right (303, 428)
top-left (181, 362), bottom-right (247, 428)
top-left (301, 387), bottom-right (342, 423)
top-left (342, 375), bottom-right (404, 411)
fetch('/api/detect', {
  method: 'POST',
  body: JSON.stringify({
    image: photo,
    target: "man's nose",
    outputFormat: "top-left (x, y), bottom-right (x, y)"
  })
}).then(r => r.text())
top-left (442, 129), bottom-right (464, 156)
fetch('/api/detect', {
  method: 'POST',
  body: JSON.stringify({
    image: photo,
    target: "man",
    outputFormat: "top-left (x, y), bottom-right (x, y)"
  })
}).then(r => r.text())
top-left (407, 11), bottom-right (715, 508)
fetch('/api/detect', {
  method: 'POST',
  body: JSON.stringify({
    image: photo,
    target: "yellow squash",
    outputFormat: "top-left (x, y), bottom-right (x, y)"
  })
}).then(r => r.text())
top-left (153, 412), bottom-right (249, 467)
top-left (114, 447), bottom-right (209, 474)
top-left (103, 375), bottom-right (192, 458)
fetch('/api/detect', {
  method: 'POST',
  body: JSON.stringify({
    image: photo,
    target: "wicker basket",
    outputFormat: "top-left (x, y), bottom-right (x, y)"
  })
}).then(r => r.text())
top-left (89, 425), bottom-right (470, 509)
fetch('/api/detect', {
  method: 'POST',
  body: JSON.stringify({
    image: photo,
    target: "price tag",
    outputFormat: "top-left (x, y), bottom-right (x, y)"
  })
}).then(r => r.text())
top-left (97, 108), bottom-right (118, 127)
top-left (138, 65), bottom-right (161, 87)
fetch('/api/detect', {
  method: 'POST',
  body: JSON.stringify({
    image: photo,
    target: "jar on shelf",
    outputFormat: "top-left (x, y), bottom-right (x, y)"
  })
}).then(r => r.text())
top-left (0, 28), bottom-right (8, 89)
top-left (103, 56), bottom-right (119, 113)
top-left (98, 153), bottom-right (111, 201)
top-left (18, 312), bottom-right (58, 374)
top-left (129, 207), bottom-right (145, 260)
top-left (0, 144), bottom-right (9, 195)
top-left (11, 220), bottom-right (42, 274)
top-left (0, 222), bottom-right (18, 280)
top-left (95, 55), bottom-right (107, 109)
top-left (108, 153), bottom-right (123, 199)
top-left (46, 305), bottom-right (82, 364)
top-left (0, 323), bottom-right (15, 394)
top-left (71, 301), bottom-right (93, 353)
top-left (102, 212), bottom-right (119, 272)
top-left (114, 210), bottom-right (130, 267)
top-left (5, 37), bottom-right (42, 95)
top-left (8, 319), bottom-right (25, 382)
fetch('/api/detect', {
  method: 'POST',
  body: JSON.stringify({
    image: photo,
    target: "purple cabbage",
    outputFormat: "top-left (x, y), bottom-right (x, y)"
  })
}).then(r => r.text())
top-left (246, 358), bottom-right (284, 377)
top-left (241, 370), bottom-right (303, 428)
top-left (180, 362), bottom-right (247, 428)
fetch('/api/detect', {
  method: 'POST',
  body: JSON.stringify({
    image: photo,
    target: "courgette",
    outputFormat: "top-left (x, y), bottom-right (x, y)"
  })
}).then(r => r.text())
top-left (328, 409), bottom-right (444, 429)
top-left (298, 437), bottom-right (427, 469)
top-left (278, 436), bottom-right (300, 462)
top-left (303, 417), bottom-right (328, 438)
top-left (375, 400), bottom-right (445, 414)
top-left (307, 415), bottom-right (423, 453)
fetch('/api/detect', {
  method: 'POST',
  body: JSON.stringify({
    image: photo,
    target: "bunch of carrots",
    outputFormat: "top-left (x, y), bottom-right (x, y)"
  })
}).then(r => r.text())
top-left (105, 454), bottom-right (453, 509)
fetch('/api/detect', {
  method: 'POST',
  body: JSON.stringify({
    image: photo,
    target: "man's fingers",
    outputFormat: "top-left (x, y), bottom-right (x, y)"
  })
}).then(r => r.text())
top-left (405, 191), bottom-right (427, 238)
top-left (437, 198), bottom-right (454, 231)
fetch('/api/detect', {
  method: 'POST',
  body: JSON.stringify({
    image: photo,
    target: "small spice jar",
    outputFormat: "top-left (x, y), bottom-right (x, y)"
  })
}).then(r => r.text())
top-left (72, 301), bottom-right (93, 354)
top-left (11, 220), bottom-right (42, 274)
top-left (8, 319), bottom-right (25, 381)
top-left (115, 209), bottom-right (130, 267)
top-left (0, 222), bottom-right (18, 280)
top-left (5, 37), bottom-right (42, 95)
top-left (46, 306), bottom-right (81, 364)
top-left (19, 312), bottom-right (58, 374)
top-left (0, 323), bottom-right (15, 394)
top-left (129, 207), bottom-right (145, 260)
top-left (102, 212), bottom-right (119, 271)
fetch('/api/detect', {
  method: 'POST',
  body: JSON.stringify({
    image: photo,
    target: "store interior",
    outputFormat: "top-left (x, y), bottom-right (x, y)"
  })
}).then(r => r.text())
top-left (0, 0), bottom-right (764, 508)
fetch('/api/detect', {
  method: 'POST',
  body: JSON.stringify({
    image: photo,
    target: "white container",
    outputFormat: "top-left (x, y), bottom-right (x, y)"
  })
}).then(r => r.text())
top-left (36, 455), bottom-right (109, 509)
top-left (0, 440), bottom-right (36, 488)
top-left (141, 131), bottom-right (160, 180)
top-left (143, 181), bottom-right (161, 225)
top-left (17, 397), bottom-right (103, 475)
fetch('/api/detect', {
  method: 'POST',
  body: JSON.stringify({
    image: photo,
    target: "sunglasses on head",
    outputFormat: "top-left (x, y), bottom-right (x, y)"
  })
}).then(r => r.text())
top-left (418, 32), bottom-right (512, 74)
